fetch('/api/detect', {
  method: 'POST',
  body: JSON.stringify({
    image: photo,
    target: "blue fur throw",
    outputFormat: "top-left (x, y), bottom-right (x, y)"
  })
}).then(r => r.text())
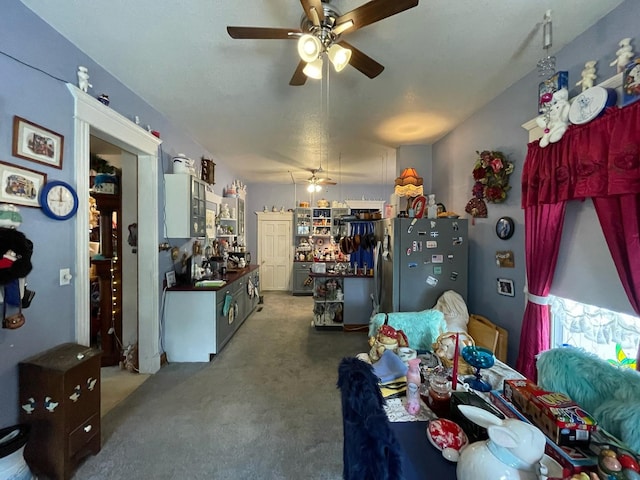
top-left (369, 310), bottom-right (446, 351)
top-left (537, 347), bottom-right (640, 453)
top-left (337, 357), bottom-right (403, 480)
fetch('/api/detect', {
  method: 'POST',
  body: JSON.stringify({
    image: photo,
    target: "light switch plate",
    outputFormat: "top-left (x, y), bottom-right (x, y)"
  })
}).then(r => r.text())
top-left (59, 268), bottom-right (72, 286)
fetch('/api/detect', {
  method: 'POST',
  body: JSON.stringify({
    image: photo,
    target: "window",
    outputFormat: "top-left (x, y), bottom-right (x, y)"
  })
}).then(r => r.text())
top-left (550, 295), bottom-right (639, 368)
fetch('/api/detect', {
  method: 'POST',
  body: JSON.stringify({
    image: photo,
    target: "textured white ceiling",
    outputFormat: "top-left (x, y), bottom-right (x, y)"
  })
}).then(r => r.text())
top-left (21, 0), bottom-right (625, 185)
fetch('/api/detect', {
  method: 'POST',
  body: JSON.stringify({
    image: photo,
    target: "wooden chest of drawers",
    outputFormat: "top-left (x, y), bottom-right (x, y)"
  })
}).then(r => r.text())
top-left (19, 343), bottom-right (101, 480)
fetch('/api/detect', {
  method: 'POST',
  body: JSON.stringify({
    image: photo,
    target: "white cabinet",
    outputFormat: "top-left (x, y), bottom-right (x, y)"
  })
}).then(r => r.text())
top-left (164, 174), bottom-right (207, 238)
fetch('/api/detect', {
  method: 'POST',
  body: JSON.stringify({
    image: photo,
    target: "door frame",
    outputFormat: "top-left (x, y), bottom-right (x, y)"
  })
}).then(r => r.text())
top-left (68, 84), bottom-right (162, 374)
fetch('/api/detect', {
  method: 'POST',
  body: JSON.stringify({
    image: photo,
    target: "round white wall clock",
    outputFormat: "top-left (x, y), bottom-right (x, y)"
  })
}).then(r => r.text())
top-left (39, 180), bottom-right (79, 220)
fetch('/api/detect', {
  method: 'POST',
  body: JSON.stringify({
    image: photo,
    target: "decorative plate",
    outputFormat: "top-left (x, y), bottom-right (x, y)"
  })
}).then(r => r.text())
top-left (568, 86), bottom-right (617, 125)
top-left (426, 418), bottom-right (469, 452)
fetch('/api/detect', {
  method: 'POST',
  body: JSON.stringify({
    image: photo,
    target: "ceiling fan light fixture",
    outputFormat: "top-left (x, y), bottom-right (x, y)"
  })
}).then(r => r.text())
top-left (298, 34), bottom-right (322, 62)
top-left (303, 57), bottom-right (323, 79)
top-left (327, 44), bottom-right (352, 72)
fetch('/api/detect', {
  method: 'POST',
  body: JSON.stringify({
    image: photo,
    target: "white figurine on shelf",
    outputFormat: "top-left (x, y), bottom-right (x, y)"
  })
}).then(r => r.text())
top-left (576, 60), bottom-right (597, 91)
top-left (610, 37), bottom-right (634, 73)
top-left (77, 66), bottom-right (92, 92)
top-left (536, 88), bottom-right (570, 148)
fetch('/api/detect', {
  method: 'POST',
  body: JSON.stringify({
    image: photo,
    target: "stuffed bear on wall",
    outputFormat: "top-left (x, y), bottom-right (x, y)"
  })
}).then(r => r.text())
top-left (536, 88), bottom-right (570, 148)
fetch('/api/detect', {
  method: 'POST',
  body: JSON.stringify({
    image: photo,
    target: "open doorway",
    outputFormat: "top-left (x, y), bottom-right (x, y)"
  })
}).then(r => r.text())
top-left (89, 136), bottom-right (138, 368)
top-left (68, 84), bottom-right (162, 375)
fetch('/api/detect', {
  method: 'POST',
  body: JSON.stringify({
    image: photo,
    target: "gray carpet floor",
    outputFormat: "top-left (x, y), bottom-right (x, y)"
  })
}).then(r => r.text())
top-left (74, 292), bottom-right (368, 480)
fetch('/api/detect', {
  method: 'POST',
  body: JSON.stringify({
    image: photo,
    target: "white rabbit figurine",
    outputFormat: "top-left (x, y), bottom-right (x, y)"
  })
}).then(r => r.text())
top-left (456, 405), bottom-right (549, 480)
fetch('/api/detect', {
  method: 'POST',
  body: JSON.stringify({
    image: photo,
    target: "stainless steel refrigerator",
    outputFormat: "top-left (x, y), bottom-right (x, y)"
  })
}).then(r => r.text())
top-left (374, 217), bottom-right (468, 313)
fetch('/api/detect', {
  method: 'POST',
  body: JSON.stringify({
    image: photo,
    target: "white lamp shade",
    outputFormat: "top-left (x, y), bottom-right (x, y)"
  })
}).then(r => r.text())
top-left (297, 34), bottom-right (322, 63)
top-left (303, 57), bottom-right (323, 79)
top-left (327, 44), bottom-right (352, 72)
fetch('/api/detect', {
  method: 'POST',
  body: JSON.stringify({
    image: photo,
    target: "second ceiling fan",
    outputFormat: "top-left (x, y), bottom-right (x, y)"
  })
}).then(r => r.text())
top-left (227, 0), bottom-right (419, 86)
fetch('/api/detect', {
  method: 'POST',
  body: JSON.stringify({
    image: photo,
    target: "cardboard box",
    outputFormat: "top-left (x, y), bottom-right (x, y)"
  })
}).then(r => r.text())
top-left (503, 379), bottom-right (596, 446)
top-left (489, 390), bottom-right (597, 478)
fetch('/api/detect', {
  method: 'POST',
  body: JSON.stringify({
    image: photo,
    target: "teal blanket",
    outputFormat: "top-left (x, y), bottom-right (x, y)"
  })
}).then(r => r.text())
top-left (369, 310), bottom-right (446, 351)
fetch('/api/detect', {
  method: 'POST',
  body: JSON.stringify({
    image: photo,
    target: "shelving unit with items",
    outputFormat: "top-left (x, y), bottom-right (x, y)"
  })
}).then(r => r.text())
top-left (311, 273), bottom-right (344, 330)
top-left (311, 208), bottom-right (332, 237)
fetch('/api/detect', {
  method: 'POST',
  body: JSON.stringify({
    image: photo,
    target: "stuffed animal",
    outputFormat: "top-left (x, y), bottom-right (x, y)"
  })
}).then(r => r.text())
top-left (368, 324), bottom-right (408, 362)
top-left (576, 60), bottom-right (597, 92)
top-left (536, 88), bottom-right (570, 148)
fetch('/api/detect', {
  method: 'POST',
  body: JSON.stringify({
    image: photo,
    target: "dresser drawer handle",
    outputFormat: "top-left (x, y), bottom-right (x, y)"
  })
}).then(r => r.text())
top-left (84, 425), bottom-right (92, 433)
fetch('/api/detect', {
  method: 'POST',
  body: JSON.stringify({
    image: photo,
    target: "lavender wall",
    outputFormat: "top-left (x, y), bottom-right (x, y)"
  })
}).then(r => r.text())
top-left (0, 1), bottom-right (238, 427)
top-left (432, 0), bottom-right (639, 364)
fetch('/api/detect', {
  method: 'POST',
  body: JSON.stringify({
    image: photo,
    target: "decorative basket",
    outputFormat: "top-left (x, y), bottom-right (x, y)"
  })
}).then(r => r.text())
top-left (433, 332), bottom-right (475, 375)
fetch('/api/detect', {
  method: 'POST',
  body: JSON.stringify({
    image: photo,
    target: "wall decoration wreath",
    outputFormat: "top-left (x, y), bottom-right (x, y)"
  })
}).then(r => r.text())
top-left (471, 150), bottom-right (514, 203)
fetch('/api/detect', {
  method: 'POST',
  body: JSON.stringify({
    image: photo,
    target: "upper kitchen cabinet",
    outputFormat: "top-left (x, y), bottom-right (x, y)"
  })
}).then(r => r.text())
top-left (164, 174), bottom-right (207, 238)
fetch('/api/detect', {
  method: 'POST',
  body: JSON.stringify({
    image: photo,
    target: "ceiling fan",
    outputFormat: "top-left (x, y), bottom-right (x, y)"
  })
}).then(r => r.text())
top-left (227, 0), bottom-right (419, 86)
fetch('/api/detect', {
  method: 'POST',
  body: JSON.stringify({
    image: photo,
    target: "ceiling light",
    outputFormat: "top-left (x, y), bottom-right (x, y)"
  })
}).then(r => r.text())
top-left (327, 44), bottom-right (352, 72)
top-left (315, 184), bottom-right (322, 192)
top-left (307, 183), bottom-right (315, 193)
top-left (297, 34), bottom-right (322, 62)
top-left (303, 57), bottom-right (323, 79)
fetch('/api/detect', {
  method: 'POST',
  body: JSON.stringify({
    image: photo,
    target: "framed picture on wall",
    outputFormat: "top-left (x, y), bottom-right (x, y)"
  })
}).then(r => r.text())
top-left (497, 278), bottom-right (515, 297)
top-left (0, 160), bottom-right (47, 208)
top-left (201, 157), bottom-right (216, 185)
top-left (12, 116), bottom-right (64, 169)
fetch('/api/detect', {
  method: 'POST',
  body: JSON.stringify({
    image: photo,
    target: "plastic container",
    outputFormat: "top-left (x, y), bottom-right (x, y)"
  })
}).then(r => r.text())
top-left (405, 358), bottom-right (422, 415)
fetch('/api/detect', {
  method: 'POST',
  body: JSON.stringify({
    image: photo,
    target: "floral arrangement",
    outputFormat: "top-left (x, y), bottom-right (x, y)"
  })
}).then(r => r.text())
top-left (471, 150), bottom-right (514, 203)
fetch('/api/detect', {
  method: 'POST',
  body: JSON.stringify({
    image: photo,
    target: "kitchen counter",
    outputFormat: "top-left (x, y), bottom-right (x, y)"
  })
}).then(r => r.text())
top-left (167, 265), bottom-right (259, 291)
top-left (163, 266), bottom-right (260, 361)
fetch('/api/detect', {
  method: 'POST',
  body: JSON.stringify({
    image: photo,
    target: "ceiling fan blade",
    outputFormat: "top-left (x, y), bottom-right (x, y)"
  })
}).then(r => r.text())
top-left (227, 26), bottom-right (301, 39)
top-left (338, 41), bottom-right (384, 78)
top-left (336, 0), bottom-right (419, 33)
top-left (300, 0), bottom-right (325, 26)
top-left (290, 60), bottom-right (308, 86)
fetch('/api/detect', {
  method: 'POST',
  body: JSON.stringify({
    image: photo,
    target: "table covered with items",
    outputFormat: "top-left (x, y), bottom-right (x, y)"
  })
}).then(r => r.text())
top-left (338, 291), bottom-right (640, 480)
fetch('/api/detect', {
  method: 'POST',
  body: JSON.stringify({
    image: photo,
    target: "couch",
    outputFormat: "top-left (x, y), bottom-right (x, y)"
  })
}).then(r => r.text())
top-left (536, 346), bottom-right (640, 453)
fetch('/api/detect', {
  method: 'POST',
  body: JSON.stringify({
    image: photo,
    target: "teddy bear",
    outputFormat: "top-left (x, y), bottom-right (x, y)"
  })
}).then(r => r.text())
top-left (368, 324), bottom-right (408, 362)
top-left (536, 88), bottom-right (570, 148)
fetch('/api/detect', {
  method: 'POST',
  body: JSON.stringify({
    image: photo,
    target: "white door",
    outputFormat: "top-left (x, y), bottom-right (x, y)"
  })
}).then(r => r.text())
top-left (257, 212), bottom-right (293, 291)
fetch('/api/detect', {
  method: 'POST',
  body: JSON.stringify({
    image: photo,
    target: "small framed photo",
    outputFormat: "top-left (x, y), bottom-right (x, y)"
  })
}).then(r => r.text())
top-left (538, 71), bottom-right (568, 113)
top-left (12, 116), bottom-right (64, 169)
top-left (496, 216), bottom-right (515, 240)
top-left (497, 278), bottom-right (515, 297)
top-left (0, 160), bottom-right (47, 208)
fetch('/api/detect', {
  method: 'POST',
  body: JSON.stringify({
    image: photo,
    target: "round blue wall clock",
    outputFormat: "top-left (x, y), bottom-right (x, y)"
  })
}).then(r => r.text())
top-left (39, 180), bottom-right (79, 220)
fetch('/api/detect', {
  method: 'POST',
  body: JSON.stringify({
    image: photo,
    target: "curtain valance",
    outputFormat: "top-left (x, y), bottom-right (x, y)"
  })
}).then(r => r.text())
top-left (522, 100), bottom-right (640, 207)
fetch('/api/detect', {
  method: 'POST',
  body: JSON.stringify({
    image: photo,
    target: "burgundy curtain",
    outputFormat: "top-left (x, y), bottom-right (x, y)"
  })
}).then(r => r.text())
top-left (519, 100), bottom-right (640, 377)
top-left (515, 203), bottom-right (566, 380)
